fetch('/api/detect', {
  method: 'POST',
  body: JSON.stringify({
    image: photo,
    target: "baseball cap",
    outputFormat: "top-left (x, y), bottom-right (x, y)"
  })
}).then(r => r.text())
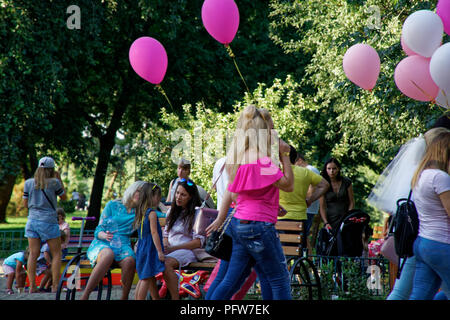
top-left (38, 156), bottom-right (55, 168)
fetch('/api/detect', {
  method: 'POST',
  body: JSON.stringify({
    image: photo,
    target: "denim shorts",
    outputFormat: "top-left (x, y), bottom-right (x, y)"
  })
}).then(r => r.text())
top-left (25, 219), bottom-right (61, 242)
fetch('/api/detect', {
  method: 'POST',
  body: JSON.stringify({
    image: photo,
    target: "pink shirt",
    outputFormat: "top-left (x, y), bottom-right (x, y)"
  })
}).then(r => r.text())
top-left (59, 221), bottom-right (70, 250)
top-left (228, 157), bottom-right (284, 223)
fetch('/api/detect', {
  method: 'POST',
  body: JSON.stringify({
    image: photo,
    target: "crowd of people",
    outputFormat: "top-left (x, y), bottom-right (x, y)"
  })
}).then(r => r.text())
top-left (2, 107), bottom-right (449, 301)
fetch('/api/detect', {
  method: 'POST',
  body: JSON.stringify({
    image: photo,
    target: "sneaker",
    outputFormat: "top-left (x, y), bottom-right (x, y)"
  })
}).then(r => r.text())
top-left (6, 289), bottom-right (14, 295)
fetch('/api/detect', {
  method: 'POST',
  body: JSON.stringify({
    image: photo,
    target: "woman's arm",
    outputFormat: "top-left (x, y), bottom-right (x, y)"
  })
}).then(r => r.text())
top-left (94, 202), bottom-right (113, 241)
top-left (273, 140), bottom-right (294, 192)
top-left (440, 190), bottom-right (450, 216)
top-left (319, 196), bottom-right (331, 229)
top-left (306, 178), bottom-right (330, 207)
top-left (205, 188), bottom-right (233, 236)
top-left (347, 184), bottom-right (355, 211)
top-left (54, 171), bottom-right (67, 201)
top-left (164, 238), bottom-right (202, 254)
top-left (273, 153), bottom-right (294, 192)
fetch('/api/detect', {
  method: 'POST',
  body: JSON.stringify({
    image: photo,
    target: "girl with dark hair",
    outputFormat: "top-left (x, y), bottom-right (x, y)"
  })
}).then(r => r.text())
top-left (319, 158), bottom-right (355, 231)
top-left (162, 179), bottom-right (203, 299)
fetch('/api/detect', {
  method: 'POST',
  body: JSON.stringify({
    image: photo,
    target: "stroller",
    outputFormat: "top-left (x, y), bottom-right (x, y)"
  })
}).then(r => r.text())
top-left (318, 209), bottom-right (372, 257)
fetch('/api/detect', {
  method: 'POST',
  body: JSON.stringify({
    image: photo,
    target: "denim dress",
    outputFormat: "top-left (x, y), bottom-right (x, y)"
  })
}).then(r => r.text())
top-left (135, 209), bottom-right (165, 279)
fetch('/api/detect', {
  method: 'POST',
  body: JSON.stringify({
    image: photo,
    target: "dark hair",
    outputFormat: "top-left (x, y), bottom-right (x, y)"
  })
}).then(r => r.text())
top-left (432, 115), bottom-right (450, 130)
top-left (56, 207), bottom-right (66, 219)
top-left (167, 180), bottom-right (201, 233)
top-left (296, 152), bottom-right (306, 163)
top-left (289, 145), bottom-right (297, 165)
top-left (321, 157), bottom-right (343, 183)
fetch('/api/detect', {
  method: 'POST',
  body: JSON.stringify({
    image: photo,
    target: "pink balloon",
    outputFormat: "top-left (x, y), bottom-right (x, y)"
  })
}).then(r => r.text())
top-left (437, 0), bottom-right (450, 36)
top-left (394, 56), bottom-right (439, 102)
top-left (401, 34), bottom-right (417, 56)
top-left (342, 44), bottom-right (380, 90)
top-left (201, 0), bottom-right (239, 45)
top-left (129, 37), bottom-right (168, 85)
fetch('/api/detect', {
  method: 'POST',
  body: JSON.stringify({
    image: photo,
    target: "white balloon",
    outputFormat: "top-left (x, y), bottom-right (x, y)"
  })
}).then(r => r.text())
top-left (402, 10), bottom-right (443, 57)
top-left (430, 43), bottom-right (450, 92)
top-left (435, 88), bottom-right (450, 109)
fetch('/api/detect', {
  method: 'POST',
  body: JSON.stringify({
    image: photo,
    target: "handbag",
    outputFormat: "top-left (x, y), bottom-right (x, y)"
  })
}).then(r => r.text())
top-left (193, 162), bottom-right (225, 236)
top-left (205, 207), bottom-right (236, 261)
top-left (193, 207), bottom-right (219, 236)
top-left (380, 235), bottom-right (399, 266)
top-left (380, 216), bottom-right (399, 266)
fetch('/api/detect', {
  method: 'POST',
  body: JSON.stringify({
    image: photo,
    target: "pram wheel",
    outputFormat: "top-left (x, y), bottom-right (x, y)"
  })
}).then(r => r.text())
top-left (289, 257), bottom-right (322, 300)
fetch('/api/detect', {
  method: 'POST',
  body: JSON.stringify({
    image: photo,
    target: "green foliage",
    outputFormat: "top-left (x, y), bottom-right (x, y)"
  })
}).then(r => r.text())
top-left (57, 200), bottom-right (77, 214)
top-left (268, 0), bottom-right (444, 223)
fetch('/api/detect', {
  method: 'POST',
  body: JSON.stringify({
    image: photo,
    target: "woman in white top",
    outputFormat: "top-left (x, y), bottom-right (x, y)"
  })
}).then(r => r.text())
top-left (409, 132), bottom-right (450, 300)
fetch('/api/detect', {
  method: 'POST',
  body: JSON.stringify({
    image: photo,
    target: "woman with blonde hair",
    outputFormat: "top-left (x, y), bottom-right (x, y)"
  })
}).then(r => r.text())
top-left (368, 125), bottom-right (450, 300)
top-left (409, 131), bottom-right (450, 300)
top-left (23, 156), bottom-right (67, 293)
top-left (81, 180), bottom-right (146, 300)
top-left (206, 105), bottom-right (294, 300)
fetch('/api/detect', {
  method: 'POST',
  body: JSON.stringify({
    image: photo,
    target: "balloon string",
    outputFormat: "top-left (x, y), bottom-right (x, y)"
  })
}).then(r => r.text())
top-left (155, 84), bottom-right (174, 111)
top-left (225, 44), bottom-right (251, 96)
top-left (410, 80), bottom-right (436, 104)
top-left (441, 89), bottom-right (449, 109)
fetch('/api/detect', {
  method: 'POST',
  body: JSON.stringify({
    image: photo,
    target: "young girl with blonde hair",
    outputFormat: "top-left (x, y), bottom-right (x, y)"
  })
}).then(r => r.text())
top-left (134, 182), bottom-right (165, 300)
top-left (206, 105), bottom-right (294, 300)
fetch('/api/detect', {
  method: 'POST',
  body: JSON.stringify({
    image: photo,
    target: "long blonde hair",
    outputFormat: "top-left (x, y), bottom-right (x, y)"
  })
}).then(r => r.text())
top-left (34, 167), bottom-right (55, 190)
top-left (133, 182), bottom-right (161, 230)
top-left (226, 105), bottom-right (273, 182)
top-left (411, 131), bottom-right (450, 188)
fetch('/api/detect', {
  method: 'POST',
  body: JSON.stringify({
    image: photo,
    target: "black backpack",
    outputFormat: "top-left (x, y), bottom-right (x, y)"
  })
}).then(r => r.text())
top-left (392, 190), bottom-right (419, 278)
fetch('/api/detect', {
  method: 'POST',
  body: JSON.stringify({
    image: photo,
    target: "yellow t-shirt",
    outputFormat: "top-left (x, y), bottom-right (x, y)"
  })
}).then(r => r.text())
top-left (279, 165), bottom-right (323, 221)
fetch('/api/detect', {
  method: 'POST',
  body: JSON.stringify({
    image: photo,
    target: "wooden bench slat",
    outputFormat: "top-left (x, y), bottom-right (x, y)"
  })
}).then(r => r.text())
top-left (275, 220), bottom-right (304, 231)
top-left (282, 246), bottom-right (302, 256)
top-left (185, 262), bottom-right (217, 269)
top-left (279, 233), bottom-right (302, 243)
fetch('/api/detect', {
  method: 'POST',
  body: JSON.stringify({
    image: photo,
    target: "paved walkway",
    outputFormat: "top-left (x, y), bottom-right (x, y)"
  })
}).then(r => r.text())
top-left (0, 259), bottom-right (136, 300)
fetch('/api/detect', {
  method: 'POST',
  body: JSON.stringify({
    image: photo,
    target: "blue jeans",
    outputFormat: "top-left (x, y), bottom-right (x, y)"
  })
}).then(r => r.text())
top-left (387, 256), bottom-right (416, 300)
top-left (410, 236), bottom-right (450, 300)
top-left (208, 218), bottom-right (291, 300)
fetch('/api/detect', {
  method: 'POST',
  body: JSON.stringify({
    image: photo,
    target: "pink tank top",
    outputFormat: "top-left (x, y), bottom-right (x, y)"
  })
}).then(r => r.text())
top-left (228, 157), bottom-right (284, 223)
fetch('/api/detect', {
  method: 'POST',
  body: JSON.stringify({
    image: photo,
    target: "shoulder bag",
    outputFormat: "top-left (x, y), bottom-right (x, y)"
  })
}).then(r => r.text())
top-left (205, 206), bottom-right (236, 261)
top-left (193, 162), bottom-right (226, 236)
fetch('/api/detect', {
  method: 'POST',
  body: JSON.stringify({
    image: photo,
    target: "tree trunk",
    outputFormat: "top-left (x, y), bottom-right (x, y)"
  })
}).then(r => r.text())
top-left (104, 170), bottom-right (118, 200)
top-left (86, 134), bottom-right (116, 230)
top-left (85, 81), bottom-right (131, 229)
top-left (0, 174), bottom-right (17, 223)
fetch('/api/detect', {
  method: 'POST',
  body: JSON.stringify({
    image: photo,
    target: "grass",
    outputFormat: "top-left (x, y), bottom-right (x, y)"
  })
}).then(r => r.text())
top-left (0, 210), bottom-right (89, 230)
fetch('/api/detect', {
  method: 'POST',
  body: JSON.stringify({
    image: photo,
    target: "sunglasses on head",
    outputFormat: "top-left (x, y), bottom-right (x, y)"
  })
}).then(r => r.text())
top-left (152, 183), bottom-right (160, 191)
top-left (179, 178), bottom-right (194, 186)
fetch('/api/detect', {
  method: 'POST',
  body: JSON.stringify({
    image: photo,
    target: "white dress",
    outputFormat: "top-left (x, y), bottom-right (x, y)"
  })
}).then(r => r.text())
top-left (163, 215), bottom-right (205, 267)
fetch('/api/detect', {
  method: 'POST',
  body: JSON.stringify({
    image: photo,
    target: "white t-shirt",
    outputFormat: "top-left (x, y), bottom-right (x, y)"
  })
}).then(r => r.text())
top-left (212, 157), bottom-right (228, 210)
top-left (413, 169), bottom-right (450, 244)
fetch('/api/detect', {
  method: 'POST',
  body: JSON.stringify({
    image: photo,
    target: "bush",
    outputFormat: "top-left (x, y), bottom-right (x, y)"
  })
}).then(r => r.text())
top-left (58, 200), bottom-right (76, 214)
